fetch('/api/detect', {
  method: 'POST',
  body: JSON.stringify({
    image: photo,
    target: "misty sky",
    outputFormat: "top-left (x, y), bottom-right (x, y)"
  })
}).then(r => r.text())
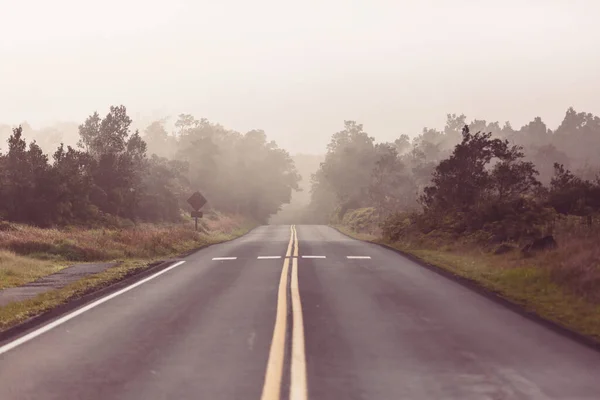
top-left (1, 0), bottom-right (599, 154)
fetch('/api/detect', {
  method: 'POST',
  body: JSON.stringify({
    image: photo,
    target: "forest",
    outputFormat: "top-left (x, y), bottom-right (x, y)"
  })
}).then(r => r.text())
top-left (3, 106), bottom-right (600, 239)
top-left (307, 107), bottom-right (600, 246)
top-left (0, 106), bottom-right (300, 226)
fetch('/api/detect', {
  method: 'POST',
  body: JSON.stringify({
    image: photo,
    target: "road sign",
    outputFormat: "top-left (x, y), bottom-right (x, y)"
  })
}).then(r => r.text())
top-left (188, 192), bottom-right (207, 232)
top-left (187, 191), bottom-right (207, 211)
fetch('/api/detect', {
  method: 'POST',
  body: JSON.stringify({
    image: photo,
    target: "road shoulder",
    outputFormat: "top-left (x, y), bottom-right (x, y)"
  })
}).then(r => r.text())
top-left (0, 226), bottom-right (256, 340)
top-left (334, 225), bottom-right (600, 352)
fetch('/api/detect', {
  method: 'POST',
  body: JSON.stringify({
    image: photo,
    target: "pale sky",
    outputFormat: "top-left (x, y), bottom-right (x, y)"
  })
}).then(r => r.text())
top-left (1, 0), bottom-right (599, 153)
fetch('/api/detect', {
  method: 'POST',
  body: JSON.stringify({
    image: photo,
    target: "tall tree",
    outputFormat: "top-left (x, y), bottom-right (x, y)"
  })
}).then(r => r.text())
top-left (79, 106), bottom-right (147, 219)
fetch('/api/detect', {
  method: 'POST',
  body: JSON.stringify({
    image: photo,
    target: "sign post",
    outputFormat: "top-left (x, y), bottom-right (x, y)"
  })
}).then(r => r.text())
top-left (187, 191), bottom-right (207, 231)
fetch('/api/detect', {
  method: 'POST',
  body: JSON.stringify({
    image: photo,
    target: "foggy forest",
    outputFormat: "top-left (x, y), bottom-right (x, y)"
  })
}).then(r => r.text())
top-left (2, 106), bottom-right (599, 235)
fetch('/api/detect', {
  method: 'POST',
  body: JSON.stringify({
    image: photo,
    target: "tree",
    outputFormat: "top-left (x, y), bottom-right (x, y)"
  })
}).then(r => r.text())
top-left (393, 134), bottom-right (411, 155)
top-left (79, 106), bottom-right (147, 219)
top-left (554, 107), bottom-right (600, 168)
top-left (50, 144), bottom-right (96, 223)
top-left (143, 120), bottom-right (175, 158)
top-left (317, 121), bottom-right (378, 213)
top-left (230, 130), bottom-right (300, 222)
top-left (548, 163), bottom-right (600, 216)
top-left (368, 144), bottom-right (417, 215)
top-left (174, 114), bottom-right (199, 136)
top-left (528, 144), bottom-right (570, 185)
top-left (78, 106), bottom-right (132, 156)
top-left (0, 108), bottom-right (302, 226)
top-left (420, 125), bottom-right (542, 238)
top-left (137, 155), bottom-right (189, 222)
top-left (0, 127), bottom-right (55, 225)
top-left (421, 125), bottom-right (501, 213)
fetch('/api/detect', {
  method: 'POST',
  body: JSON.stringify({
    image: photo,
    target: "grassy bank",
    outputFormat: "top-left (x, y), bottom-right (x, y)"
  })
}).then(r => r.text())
top-left (337, 222), bottom-right (600, 343)
top-left (0, 212), bottom-right (251, 289)
top-left (0, 212), bottom-right (254, 330)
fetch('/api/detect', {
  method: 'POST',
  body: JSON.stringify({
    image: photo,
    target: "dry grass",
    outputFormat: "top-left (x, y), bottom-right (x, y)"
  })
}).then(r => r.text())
top-left (0, 251), bottom-right (65, 290)
top-left (0, 213), bottom-right (254, 330)
top-left (538, 221), bottom-right (600, 303)
top-left (0, 213), bottom-right (253, 290)
top-left (0, 213), bottom-right (250, 262)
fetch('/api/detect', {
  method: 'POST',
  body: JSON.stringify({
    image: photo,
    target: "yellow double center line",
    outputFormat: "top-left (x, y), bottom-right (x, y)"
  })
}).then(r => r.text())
top-left (260, 225), bottom-right (307, 400)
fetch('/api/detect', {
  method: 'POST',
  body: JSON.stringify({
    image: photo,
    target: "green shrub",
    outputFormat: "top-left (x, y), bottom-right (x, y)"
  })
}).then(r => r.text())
top-left (342, 208), bottom-right (380, 234)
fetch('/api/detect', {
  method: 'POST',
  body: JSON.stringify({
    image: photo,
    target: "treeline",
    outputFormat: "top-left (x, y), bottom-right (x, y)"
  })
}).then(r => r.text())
top-left (0, 106), bottom-right (299, 226)
top-left (309, 108), bottom-right (600, 243)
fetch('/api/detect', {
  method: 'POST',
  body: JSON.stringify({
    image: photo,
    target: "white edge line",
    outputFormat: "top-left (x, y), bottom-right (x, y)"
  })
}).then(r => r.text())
top-left (0, 260), bottom-right (186, 356)
top-left (212, 257), bottom-right (238, 261)
top-left (347, 256), bottom-right (371, 259)
top-left (301, 256), bottom-right (326, 259)
top-left (257, 256), bottom-right (282, 259)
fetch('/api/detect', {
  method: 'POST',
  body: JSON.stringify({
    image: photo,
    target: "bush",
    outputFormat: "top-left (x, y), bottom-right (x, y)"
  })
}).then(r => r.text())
top-left (548, 163), bottom-right (600, 216)
top-left (380, 212), bottom-right (414, 242)
top-left (0, 221), bottom-right (15, 232)
top-left (342, 208), bottom-right (380, 234)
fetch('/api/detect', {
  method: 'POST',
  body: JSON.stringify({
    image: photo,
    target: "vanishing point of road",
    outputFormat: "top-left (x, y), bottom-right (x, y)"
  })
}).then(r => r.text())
top-left (0, 225), bottom-right (599, 399)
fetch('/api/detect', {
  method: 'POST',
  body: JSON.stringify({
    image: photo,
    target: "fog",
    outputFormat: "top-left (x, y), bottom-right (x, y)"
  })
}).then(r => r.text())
top-left (2, 0), bottom-right (600, 154)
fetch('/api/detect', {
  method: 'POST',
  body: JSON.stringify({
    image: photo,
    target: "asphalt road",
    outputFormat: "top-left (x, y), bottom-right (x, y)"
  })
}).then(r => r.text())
top-left (1, 225), bottom-right (599, 399)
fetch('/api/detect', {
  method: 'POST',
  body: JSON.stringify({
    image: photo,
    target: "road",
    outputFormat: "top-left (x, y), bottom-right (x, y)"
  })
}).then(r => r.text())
top-left (0, 225), bottom-right (599, 399)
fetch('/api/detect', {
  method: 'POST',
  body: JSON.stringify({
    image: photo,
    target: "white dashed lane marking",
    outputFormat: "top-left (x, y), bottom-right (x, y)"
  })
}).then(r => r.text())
top-left (212, 255), bottom-right (371, 260)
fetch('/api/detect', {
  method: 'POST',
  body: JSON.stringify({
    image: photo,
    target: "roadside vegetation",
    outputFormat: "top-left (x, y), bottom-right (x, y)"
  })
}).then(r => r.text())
top-left (0, 105), bottom-right (299, 227)
top-left (309, 109), bottom-right (600, 342)
top-left (0, 106), bottom-right (298, 327)
top-left (0, 212), bottom-right (251, 289)
top-left (0, 213), bottom-right (254, 330)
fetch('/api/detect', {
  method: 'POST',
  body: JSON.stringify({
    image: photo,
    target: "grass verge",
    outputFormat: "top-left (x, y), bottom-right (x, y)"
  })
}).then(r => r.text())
top-left (0, 212), bottom-right (252, 289)
top-left (336, 225), bottom-right (600, 344)
top-left (0, 251), bottom-right (66, 290)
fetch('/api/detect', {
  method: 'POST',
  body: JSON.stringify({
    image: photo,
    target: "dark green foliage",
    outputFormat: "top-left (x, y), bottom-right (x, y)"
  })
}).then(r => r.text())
top-left (380, 212), bottom-right (414, 242)
top-left (548, 163), bottom-right (600, 216)
top-left (136, 155), bottom-right (189, 222)
top-left (51, 144), bottom-right (97, 223)
top-left (417, 125), bottom-right (543, 241)
top-left (78, 106), bottom-right (148, 220)
top-left (0, 107), bottom-right (299, 226)
top-left (421, 126), bottom-right (540, 212)
top-left (0, 127), bottom-right (54, 225)
top-left (312, 108), bottom-right (600, 247)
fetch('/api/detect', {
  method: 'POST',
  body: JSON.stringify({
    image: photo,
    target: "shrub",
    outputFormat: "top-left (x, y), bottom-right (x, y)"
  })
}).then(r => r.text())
top-left (342, 208), bottom-right (380, 234)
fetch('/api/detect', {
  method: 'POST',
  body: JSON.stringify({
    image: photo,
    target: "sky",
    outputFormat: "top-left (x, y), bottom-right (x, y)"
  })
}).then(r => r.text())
top-left (1, 0), bottom-right (599, 154)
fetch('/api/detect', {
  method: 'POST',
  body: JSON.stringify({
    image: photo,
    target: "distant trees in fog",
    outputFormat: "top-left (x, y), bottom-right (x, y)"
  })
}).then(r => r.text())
top-left (309, 108), bottom-right (600, 241)
top-left (0, 106), bottom-right (300, 226)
